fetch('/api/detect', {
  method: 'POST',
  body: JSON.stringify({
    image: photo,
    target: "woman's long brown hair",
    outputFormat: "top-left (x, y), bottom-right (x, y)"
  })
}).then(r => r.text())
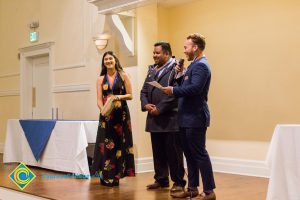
top-left (100, 51), bottom-right (123, 76)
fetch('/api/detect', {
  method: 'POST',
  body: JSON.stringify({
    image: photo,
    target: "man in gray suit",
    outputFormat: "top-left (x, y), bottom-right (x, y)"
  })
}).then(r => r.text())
top-left (140, 42), bottom-right (186, 194)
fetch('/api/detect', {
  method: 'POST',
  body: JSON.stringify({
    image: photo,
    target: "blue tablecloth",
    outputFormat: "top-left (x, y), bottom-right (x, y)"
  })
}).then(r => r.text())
top-left (19, 120), bottom-right (56, 161)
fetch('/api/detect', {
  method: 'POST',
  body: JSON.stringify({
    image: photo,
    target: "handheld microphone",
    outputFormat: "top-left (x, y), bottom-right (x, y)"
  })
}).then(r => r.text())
top-left (178, 58), bottom-right (184, 71)
top-left (168, 58), bottom-right (184, 86)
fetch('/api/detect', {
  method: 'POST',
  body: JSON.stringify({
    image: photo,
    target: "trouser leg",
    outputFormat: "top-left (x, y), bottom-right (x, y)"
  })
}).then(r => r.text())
top-left (151, 132), bottom-right (169, 185)
top-left (179, 128), bottom-right (199, 187)
top-left (165, 132), bottom-right (186, 187)
top-left (185, 127), bottom-right (216, 191)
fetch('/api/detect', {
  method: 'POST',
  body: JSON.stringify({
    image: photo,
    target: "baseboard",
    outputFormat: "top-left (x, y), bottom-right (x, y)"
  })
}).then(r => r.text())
top-left (0, 142), bottom-right (4, 154)
top-left (211, 156), bottom-right (269, 178)
top-left (135, 157), bottom-right (154, 173)
top-left (135, 156), bottom-right (269, 178)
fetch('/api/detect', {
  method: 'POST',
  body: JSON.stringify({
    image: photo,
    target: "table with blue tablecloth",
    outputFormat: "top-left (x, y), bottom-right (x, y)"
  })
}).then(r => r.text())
top-left (3, 119), bottom-right (98, 175)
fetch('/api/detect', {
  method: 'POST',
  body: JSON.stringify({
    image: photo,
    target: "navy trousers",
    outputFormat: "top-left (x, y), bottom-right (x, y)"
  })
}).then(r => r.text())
top-left (179, 127), bottom-right (215, 191)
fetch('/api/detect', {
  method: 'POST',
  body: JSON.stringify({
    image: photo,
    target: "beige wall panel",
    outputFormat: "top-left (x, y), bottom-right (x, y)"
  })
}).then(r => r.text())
top-left (0, 76), bottom-right (19, 90)
top-left (157, 6), bottom-right (169, 42)
top-left (0, 0), bottom-right (39, 74)
top-left (167, 0), bottom-right (300, 141)
top-left (54, 91), bottom-right (98, 120)
top-left (54, 68), bottom-right (90, 85)
top-left (0, 96), bottom-right (19, 142)
top-left (207, 140), bottom-right (269, 160)
top-left (39, 0), bottom-right (85, 66)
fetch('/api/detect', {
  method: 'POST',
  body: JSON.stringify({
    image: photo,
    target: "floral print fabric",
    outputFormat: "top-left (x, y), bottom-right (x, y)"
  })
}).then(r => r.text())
top-left (94, 72), bottom-right (135, 184)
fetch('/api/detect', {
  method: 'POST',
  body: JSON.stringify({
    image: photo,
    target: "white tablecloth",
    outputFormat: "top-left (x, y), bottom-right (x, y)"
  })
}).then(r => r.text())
top-left (266, 125), bottom-right (300, 200)
top-left (3, 119), bottom-right (98, 175)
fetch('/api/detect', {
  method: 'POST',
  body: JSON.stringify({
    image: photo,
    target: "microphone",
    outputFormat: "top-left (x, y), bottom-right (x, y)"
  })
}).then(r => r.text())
top-left (168, 58), bottom-right (184, 86)
top-left (175, 58), bottom-right (184, 76)
top-left (178, 58), bottom-right (184, 71)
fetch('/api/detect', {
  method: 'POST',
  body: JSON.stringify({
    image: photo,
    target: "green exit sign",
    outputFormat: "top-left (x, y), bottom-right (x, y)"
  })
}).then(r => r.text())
top-left (29, 31), bottom-right (38, 42)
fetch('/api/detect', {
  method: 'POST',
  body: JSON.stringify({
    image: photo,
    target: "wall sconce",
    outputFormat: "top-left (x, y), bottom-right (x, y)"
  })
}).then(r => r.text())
top-left (93, 33), bottom-right (111, 51)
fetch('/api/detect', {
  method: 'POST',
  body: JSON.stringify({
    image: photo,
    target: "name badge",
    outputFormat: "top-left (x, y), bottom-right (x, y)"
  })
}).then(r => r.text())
top-left (184, 76), bottom-right (189, 80)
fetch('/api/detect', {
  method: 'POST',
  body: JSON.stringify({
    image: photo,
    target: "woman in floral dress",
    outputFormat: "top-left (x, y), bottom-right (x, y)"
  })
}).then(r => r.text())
top-left (91, 51), bottom-right (135, 187)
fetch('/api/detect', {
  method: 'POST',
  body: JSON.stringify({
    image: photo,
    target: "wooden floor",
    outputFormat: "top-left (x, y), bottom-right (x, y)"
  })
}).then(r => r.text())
top-left (0, 154), bottom-right (269, 200)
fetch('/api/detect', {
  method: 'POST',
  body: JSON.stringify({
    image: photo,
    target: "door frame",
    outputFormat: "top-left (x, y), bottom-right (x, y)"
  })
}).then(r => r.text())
top-left (19, 42), bottom-right (55, 119)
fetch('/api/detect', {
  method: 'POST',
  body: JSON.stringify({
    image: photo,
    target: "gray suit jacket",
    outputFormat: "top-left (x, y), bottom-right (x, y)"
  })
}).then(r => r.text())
top-left (140, 61), bottom-right (179, 132)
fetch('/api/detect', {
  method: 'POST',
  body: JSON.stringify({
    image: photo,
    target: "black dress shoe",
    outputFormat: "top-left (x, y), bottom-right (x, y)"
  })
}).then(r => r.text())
top-left (146, 181), bottom-right (169, 189)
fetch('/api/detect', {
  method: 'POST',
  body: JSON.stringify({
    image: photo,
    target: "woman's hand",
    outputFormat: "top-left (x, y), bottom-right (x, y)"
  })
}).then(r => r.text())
top-left (112, 95), bottom-right (120, 101)
top-left (107, 94), bottom-right (119, 101)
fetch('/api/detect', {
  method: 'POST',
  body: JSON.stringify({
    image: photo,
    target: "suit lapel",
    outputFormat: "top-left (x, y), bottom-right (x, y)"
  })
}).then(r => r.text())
top-left (182, 62), bottom-right (195, 84)
top-left (155, 64), bottom-right (173, 83)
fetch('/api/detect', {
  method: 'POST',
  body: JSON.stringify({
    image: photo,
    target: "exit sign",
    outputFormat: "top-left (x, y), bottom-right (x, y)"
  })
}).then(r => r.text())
top-left (29, 31), bottom-right (38, 43)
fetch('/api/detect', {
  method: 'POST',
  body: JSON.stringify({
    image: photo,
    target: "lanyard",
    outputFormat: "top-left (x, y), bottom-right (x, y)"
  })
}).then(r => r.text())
top-left (192, 53), bottom-right (205, 64)
top-left (106, 72), bottom-right (118, 92)
top-left (156, 59), bottom-right (174, 77)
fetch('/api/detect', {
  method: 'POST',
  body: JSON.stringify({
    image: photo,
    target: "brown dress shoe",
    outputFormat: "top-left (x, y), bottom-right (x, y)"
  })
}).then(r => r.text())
top-left (146, 181), bottom-right (169, 189)
top-left (195, 192), bottom-right (216, 200)
top-left (170, 188), bottom-right (199, 198)
top-left (170, 183), bottom-right (184, 193)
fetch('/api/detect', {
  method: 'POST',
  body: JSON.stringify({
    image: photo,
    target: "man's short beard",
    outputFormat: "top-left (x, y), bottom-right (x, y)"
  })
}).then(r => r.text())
top-left (186, 54), bottom-right (193, 61)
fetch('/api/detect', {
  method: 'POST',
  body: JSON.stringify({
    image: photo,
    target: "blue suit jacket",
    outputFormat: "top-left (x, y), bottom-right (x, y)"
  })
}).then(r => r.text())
top-left (173, 57), bottom-right (211, 128)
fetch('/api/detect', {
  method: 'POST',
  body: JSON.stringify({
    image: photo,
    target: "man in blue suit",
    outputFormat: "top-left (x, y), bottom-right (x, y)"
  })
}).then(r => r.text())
top-left (162, 33), bottom-right (216, 200)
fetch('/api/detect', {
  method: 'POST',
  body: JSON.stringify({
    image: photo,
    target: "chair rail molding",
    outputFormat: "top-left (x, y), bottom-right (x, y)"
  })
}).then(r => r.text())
top-left (52, 83), bottom-right (91, 93)
top-left (0, 73), bottom-right (20, 79)
top-left (0, 89), bottom-right (20, 97)
top-left (53, 63), bottom-right (86, 71)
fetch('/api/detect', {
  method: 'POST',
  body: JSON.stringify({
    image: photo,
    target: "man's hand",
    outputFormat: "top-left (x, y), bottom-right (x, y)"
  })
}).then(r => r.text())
top-left (175, 64), bottom-right (183, 73)
top-left (149, 107), bottom-right (160, 116)
top-left (161, 86), bottom-right (173, 95)
top-left (144, 104), bottom-right (156, 112)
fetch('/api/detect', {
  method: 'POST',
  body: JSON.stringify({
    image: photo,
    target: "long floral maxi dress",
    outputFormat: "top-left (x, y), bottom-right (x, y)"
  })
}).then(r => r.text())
top-left (91, 72), bottom-right (135, 184)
